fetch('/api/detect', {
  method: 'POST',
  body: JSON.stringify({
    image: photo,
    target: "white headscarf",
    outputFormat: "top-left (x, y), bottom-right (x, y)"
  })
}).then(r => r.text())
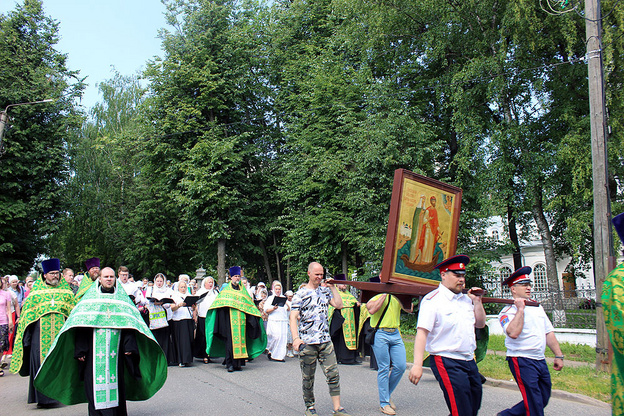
top-left (196, 277), bottom-right (218, 318)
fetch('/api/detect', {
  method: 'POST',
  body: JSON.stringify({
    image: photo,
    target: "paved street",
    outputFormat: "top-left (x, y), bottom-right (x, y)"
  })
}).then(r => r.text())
top-left (0, 355), bottom-right (610, 415)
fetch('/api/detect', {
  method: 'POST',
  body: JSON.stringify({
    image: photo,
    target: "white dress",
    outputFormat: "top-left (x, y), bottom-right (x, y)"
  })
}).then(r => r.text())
top-left (265, 295), bottom-right (290, 360)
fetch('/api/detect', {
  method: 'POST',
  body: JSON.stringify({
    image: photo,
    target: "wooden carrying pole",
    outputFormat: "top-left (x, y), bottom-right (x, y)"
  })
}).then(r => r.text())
top-left (327, 279), bottom-right (539, 309)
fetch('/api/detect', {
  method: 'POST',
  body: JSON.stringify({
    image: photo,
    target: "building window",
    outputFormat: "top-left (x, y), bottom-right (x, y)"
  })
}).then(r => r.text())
top-left (482, 270), bottom-right (502, 297)
top-left (491, 230), bottom-right (499, 241)
top-left (533, 263), bottom-right (549, 292)
top-left (500, 266), bottom-right (512, 297)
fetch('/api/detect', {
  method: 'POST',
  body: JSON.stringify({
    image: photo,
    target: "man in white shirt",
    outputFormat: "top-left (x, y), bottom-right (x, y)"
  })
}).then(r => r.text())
top-left (496, 266), bottom-right (564, 416)
top-left (118, 266), bottom-right (146, 303)
top-left (408, 255), bottom-right (486, 416)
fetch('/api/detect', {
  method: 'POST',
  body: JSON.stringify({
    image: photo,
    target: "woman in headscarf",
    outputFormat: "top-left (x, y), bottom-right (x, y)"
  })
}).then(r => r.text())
top-left (170, 280), bottom-right (195, 367)
top-left (193, 276), bottom-right (219, 364)
top-left (145, 273), bottom-right (174, 363)
top-left (254, 282), bottom-right (268, 302)
top-left (264, 281), bottom-right (290, 362)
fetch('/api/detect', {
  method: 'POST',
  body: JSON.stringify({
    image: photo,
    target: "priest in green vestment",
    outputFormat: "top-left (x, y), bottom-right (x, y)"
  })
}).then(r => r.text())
top-left (205, 266), bottom-right (267, 372)
top-left (328, 275), bottom-right (360, 364)
top-left (34, 267), bottom-right (167, 415)
top-left (75, 257), bottom-right (101, 300)
top-left (603, 212), bottom-right (624, 414)
top-left (11, 258), bottom-right (76, 407)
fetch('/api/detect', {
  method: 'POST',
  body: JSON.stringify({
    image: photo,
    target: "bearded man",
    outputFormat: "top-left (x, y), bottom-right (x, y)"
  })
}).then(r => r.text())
top-left (76, 257), bottom-right (101, 300)
top-left (11, 258), bottom-right (76, 407)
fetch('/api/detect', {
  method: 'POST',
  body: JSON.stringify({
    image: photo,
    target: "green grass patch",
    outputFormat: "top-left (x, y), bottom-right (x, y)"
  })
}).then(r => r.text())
top-left (487, 334), bottom-right (597, 363)
top-left (402, 334), bottom-right (610, 402)
top-left (478, 353), bottom-right (611, 402)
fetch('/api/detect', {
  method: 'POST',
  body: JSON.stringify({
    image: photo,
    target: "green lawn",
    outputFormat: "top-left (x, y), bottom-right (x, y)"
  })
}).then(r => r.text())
top-left (402, 334), bottom-right (611, 403)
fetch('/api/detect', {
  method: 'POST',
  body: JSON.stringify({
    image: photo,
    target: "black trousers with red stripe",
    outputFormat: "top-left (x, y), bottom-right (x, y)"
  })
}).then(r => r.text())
top-left (430, 355), bottom-right (482, 416)
top-left (498, 357), bottom-right (551, 416)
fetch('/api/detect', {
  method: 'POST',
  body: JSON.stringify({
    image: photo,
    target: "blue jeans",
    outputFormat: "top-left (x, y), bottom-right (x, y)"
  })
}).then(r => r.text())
top-left (371, 329), bottom-right (406, 407)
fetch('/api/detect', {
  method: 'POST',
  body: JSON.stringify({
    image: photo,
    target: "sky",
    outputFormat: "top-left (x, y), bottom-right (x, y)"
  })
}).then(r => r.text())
top-left (1, 0), bottom-right (168, 110)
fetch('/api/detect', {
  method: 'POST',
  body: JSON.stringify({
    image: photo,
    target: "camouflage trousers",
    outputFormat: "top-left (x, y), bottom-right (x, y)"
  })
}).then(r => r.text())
top-left (299, 341), bottom-right (341, 408)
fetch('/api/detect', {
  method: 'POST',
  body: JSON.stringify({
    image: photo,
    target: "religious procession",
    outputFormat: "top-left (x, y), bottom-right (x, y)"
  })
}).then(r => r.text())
top-left (4, 247), bottom-right (610, 416)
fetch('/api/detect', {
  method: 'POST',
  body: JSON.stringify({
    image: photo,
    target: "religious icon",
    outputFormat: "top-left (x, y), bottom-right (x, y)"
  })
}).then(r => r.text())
top-left (380, 169), bottom-right (462, 286)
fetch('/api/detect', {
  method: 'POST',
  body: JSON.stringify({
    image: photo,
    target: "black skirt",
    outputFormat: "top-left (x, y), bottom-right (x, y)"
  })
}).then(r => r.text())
top-left (193, 316), bottom-right (208, 359)
top-left (170, 319), bottom-right (194, 365)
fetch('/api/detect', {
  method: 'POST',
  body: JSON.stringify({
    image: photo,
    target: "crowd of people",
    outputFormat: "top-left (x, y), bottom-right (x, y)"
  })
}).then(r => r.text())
top-left (0, 254), bottom-right (567, 416)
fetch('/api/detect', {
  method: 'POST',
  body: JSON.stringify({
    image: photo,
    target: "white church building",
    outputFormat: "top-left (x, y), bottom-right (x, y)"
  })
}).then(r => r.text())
top-left (480, 216), bottom-right (597, 305)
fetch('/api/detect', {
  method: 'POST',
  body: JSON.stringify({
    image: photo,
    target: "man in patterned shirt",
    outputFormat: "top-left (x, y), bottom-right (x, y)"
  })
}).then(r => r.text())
top-left (290, 262), bottom-right (352, 416)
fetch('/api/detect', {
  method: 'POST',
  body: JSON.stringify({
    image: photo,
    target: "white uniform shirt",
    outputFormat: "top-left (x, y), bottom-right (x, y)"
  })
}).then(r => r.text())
top-left (498, 303), bottom-right (554, 360)
top-left (417, 283), bottom-right (477, 360)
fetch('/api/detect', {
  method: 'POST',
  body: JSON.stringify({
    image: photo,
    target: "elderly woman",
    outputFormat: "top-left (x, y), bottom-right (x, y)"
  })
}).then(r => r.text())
top-left (145, 273), bottom-right (174, 363)
top-left (171, 280), bottom-right (195, 367)
top-left (264, 281), bottom-right (290, 362)
top-left (193, 277), bottom-right (219, 364)
top-left (0, 278), bottom-right (14, 375)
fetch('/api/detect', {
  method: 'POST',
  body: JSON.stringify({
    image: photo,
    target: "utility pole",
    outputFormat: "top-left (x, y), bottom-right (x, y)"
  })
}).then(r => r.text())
top-left (585, 0), bottom-right (613, 372)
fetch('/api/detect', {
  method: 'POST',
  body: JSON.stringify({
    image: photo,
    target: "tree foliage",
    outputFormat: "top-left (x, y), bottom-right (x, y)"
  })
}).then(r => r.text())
top-left (0, 0), bottom-right (84, 275)
top-left (7, 0), bottom-right (623, 291)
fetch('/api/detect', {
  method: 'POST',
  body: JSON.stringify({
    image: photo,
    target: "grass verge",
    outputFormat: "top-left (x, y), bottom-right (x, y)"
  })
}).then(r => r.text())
top-left (402, 334), bottom-right (611, 403)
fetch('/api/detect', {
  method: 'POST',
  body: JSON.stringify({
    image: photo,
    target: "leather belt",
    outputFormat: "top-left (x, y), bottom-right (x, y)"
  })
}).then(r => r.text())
top-left (379, 327), bottom-right (398, 333)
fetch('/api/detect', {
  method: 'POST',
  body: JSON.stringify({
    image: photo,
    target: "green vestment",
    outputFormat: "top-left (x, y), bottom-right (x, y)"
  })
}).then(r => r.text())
top-left (603, 262), bottom-right (624, 413)
top-left (75, 275), bottom-right (95, 300)
top-left (34, 282), bottom-right (167, 405)
top-left (11, 278), bottom-right (76, 376)
top-left (205, 283), bottom-right (267, 359)
top-left (329, 290), bottom-right (359, 350)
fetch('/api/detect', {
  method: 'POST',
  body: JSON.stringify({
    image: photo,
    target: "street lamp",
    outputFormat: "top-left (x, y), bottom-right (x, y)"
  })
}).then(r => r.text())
top-left (0, 99), bottom-right (55, 155)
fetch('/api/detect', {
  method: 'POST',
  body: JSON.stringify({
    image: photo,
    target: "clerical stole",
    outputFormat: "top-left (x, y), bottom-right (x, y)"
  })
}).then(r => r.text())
top-left (39, 312), bottom-right (65, 363)
top-left (328, 291), bottom-right (358, 350)
top-left (230, 309), bottom-right (248, 359)
top-left (340, 292), bottom-right (358, 350)
top-left (10, 279), bottom-right (75, 375)
top-left (93, 328), bottom-right (121, 410)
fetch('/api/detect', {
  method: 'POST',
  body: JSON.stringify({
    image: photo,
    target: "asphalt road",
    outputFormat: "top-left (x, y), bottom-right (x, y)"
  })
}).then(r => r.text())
top-left (0, 355), bottom-right (611, 416)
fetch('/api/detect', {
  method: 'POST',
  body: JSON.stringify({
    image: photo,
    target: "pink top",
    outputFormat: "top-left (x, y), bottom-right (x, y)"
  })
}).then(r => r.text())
top-left (0, 290), bottom-right (11, 325)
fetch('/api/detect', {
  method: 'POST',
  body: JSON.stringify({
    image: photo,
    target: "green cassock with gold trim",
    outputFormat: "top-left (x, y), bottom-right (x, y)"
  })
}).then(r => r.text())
top-left (34, 281), bottom-right (167, 406)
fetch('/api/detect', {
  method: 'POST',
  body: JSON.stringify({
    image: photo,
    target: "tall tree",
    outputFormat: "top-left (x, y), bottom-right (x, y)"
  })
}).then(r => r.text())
top-left (51, 72), bottom-right (146, 272)
top-left (141, 0), bottom-right (278, 283)
top-left (0, 0), bottom-right (84, 275)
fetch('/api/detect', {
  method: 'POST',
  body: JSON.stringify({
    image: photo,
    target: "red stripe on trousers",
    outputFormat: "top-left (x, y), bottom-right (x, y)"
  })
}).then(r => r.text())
top-left (511, 357), bottom-right (530, 416)
top-left (434, 355), bottom-right (459, 416)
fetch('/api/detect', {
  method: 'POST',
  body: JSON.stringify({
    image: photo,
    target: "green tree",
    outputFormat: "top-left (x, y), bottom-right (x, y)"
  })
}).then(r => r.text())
top-left (141, 0), bottom-right (279, 283)
top-left (0, 0), bottom-right (84, 275)
top-left (51, 72), bottom-right (146, 272)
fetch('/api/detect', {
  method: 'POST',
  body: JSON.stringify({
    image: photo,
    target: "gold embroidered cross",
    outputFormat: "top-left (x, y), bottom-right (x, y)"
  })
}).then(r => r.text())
top-left (50, 298), bottom-right (55, 307)
top-left (106, 308), bottom-right (112, 319)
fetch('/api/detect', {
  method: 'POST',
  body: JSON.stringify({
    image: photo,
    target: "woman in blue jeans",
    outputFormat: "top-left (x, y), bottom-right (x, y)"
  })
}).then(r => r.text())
top-left (366, 293), bottom-right (413, 415)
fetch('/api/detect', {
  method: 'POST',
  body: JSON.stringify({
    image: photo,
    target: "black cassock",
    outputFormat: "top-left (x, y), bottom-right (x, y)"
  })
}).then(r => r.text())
top-left (329, 306), bottom-right (360, 365)
top-left (22, 320), bottom-right (59, 406)
top-left (212, 285), bottom-right (263, 371)
top-left (74, 327), bottom-right (140, 416)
